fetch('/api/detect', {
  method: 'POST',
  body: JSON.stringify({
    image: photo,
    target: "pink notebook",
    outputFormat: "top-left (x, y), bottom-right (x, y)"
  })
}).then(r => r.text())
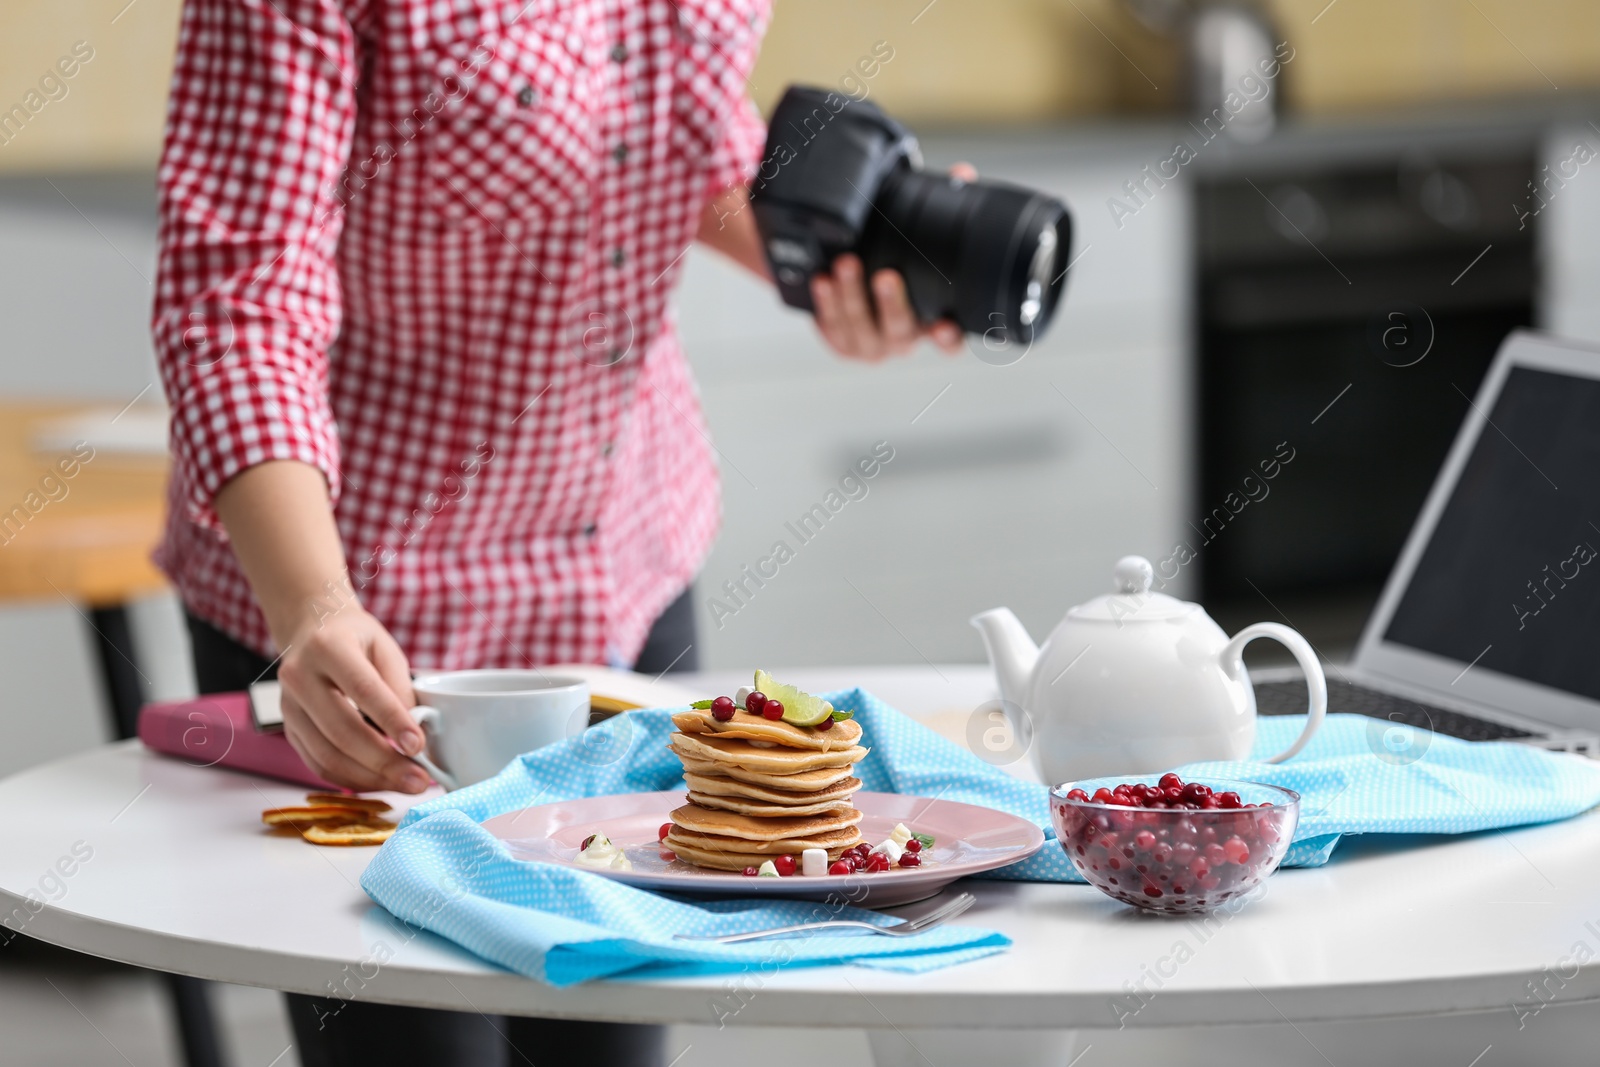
top-left (138, 692), bottom-right (337, 790)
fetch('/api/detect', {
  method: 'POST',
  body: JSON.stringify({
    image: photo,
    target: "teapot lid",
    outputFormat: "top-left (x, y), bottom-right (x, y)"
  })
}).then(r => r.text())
top-left (1066, 556), bottom-right (1198, 622)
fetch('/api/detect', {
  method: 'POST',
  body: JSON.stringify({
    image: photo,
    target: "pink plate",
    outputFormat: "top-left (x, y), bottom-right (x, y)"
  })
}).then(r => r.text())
top-left (482, 791), bottom-right (1045, 907)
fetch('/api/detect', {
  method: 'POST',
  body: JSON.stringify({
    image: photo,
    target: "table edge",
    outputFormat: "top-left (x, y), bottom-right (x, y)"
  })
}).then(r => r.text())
top-left (7, 885), bottom-right (1599, 1030)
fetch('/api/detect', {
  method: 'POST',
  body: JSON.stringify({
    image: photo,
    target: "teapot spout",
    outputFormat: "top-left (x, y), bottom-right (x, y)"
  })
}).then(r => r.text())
top-left (969, 608), bottom-right (1040, 709)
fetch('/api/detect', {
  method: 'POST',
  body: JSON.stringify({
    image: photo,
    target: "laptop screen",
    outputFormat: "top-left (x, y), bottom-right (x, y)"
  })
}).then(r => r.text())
top-left (1382, 366), bottom-right (1600, 701)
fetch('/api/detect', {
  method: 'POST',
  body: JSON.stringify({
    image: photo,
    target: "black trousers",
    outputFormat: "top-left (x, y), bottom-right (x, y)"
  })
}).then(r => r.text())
top-left (185, 588), bottom-right (697, 1067)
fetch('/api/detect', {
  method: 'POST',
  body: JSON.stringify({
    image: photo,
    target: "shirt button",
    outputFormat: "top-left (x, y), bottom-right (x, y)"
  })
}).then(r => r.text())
top-left (611, 144), bottom-right (628, 163)
top-left (517, 86), bottom-right (537, 107)
top-left (600, 441), bottom-right (614, 457)
top-left (606, 347), bottom-right (625, 365)
top-left (610, 43), bottom-right (628, 62)
top-left (610, 248), bottom-right (625, 268)
top-left (583, 523), bottom-right (598, 537)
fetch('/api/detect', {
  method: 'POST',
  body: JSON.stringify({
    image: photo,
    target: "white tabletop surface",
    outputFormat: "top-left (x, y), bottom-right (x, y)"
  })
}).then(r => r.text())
top-left (2, 665), bottom-right (1599, 1033)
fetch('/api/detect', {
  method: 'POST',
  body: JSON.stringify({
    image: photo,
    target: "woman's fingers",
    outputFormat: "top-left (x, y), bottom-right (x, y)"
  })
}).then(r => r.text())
top-left (370, 631), bottom-right (420, 746)
top-left (930, 321), bottom-right (963, 352)
top-left (319, 632), bottom-right (421, 757)
top-left (810, 274), bottom-right (851, 355)
top-left (290, 665), bottom-right (415, 789)
top-left (831, 256), bottom-right (884, 360)
top-left (812, 256), bottom-right (967, 360)
top-left (282, 696), bottom-right (412, 793)
top-left (871, 270), bottom-right (919, 355)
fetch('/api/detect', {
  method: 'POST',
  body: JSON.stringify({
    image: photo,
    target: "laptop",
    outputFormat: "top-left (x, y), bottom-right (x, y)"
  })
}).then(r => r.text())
top-left (1252, 329), bottom-right (1600, 756)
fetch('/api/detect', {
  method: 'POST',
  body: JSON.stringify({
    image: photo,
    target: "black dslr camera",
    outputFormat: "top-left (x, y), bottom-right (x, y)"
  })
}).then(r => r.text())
top-left (750, 86), bottom-right (1074, 348)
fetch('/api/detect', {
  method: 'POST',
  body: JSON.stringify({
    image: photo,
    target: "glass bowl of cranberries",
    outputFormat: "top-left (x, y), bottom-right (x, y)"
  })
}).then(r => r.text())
top-left (1050, 773), bottom-right (1298, 915)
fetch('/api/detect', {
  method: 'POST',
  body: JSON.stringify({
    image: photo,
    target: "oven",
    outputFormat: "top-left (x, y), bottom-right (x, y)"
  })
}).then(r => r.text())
top-left (1194, 141), bottom-right (1537, 641)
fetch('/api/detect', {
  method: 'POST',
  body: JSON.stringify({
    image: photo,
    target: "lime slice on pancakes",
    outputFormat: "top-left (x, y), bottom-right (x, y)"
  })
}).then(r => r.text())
top-left (752, 669), bottom-right (834, 727)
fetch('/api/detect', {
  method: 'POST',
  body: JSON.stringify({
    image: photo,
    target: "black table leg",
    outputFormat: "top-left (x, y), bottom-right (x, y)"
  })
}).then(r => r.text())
top-left (86, 603), bottom-right (231, 1067)
top-left (88, 606), bottom-right (147, 741)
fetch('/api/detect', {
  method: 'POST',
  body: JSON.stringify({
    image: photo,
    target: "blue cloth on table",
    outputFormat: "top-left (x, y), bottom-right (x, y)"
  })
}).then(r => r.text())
top-left (361, 688), bottom-right (1600, 983)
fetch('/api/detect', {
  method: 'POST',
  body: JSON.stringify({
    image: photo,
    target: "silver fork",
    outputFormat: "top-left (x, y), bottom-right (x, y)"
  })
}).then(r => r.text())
top-left (675, 891), bottom-right (978, 944)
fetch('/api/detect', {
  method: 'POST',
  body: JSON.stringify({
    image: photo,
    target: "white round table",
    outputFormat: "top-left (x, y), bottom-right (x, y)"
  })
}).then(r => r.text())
top-left (2, 666), bottom-right (1597, 1065)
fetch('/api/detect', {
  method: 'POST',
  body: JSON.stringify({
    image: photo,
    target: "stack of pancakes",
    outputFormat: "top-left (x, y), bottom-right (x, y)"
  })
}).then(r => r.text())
top-left (663, 706), bottom-right (869, 871)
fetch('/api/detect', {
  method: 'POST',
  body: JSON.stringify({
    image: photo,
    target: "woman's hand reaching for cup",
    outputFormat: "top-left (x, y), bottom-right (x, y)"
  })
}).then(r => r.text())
top-left (276, 607), bottom-right (430, 793)
top-left (213, 459), bottom-right (431, 794)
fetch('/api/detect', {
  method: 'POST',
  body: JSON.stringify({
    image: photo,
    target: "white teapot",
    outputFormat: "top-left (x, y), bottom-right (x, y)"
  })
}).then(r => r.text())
top-left (971, 555), bottom-right (1328, 784)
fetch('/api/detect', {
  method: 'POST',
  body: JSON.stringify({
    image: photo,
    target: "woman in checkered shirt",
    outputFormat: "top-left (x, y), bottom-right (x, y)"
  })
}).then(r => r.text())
top-left (155, 0), bottom-right (960, 1063)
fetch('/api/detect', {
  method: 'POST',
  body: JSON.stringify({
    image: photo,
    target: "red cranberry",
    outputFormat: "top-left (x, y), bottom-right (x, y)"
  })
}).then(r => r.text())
top-left (816, 717), bottom-right (834, 731)
top-left (658, 823), bottom-right (672, 841)
top-left (1218, 791), bottom-right (1243, 809)
top-left (1200, 794), bottom-right (1220, 809)
top-left (660, 849), bottom-right (676, 862)
top-left (1223, 837), bottom-right (1251, 864)
top-left (745, 691), bottom-right (767, 714)
top-left (1134, 830), bottom-right (1157, 850)
top-left (904, 838), bottom-right (922, 854)
top-left (1107, 793), bottom-right (1137, 807)
top-left (899, 853), bottom-right (921, 867)
top-left (1065, 788), bottom-right (1089, 802)
top-left (1091, 787), bottom-right (1114, 803)
top-left (1181, 783), bottom-right (1211, 803)
top-left (1163, 786), bottom-right (1184, 802)
top-left (1204, 842), bottom-right (1227, 867)
top-left (1158, 772), bottom-right (1183, 790)
top-left (580, 834), bottom-right (597, 850)
top-left (711, 695), bottom-right (736, 719)
top-left (774, 854), bottom-right (797, 877)
top-left (762, 700), bottom-right (785, 721)
top-left (828, 860), bottom-right (852, 875)
top-left (743, 866), bottom-right (758, 876)
top-left (866, 853), bottom-right (891, 872)
top-left (1152, 843), bottom-right (1173, 863)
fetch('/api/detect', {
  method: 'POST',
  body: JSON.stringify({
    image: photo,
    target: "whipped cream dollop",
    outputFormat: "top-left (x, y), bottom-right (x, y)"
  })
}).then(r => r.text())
top-left (574, 832), bottom-right (633, 871)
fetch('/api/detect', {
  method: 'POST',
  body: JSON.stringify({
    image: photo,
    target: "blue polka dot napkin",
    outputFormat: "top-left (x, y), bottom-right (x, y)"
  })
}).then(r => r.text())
top-left (361, 689), bottom-right (1600, 984)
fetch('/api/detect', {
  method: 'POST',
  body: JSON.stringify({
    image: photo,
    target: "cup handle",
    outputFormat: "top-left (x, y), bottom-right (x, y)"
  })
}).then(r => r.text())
top-left (1222, 622), bottom-right (1328, 764)
top-left (408, 705), bottom-right (460, 791)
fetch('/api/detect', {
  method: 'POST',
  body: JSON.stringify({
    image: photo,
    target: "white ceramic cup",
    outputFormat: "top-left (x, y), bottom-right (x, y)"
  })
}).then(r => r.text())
top-left (408, 670), bottom-right (590, 790)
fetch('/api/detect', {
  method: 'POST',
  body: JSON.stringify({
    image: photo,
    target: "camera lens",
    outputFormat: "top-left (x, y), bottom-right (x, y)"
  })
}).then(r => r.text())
top-left (862, 168), bottom-right (1072, 346)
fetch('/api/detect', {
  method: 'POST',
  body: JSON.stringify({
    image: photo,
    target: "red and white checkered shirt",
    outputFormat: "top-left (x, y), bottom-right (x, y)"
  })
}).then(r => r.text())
top-left (152, 0), bottom-right (767, 668)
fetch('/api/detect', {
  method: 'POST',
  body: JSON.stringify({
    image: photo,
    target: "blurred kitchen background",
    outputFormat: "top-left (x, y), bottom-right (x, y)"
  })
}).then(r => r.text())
top-left (4, 0), bottom-right (1600, 1063)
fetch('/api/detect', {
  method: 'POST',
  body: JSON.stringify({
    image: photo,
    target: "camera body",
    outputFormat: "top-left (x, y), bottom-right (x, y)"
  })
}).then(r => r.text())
top-left (749, 86), bottom-right (1074, 347)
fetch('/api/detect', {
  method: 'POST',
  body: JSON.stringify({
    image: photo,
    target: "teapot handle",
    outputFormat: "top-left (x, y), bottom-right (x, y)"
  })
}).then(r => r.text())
top-left (1222, 622), bottom-right (1328, 764)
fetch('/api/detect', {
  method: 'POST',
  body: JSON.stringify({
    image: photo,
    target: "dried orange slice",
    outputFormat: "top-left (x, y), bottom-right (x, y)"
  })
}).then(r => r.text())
top-left (304, 793), bottom-right (392, 814)
top-left (302, 821), bottom-right (397, 847)
top-left (261, 805), bottom-right (372, 829)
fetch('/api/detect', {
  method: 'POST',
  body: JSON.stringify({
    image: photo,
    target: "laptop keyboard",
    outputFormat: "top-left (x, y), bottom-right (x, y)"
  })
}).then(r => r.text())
top-left (1254, 679), bottom-right (1536, 742)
